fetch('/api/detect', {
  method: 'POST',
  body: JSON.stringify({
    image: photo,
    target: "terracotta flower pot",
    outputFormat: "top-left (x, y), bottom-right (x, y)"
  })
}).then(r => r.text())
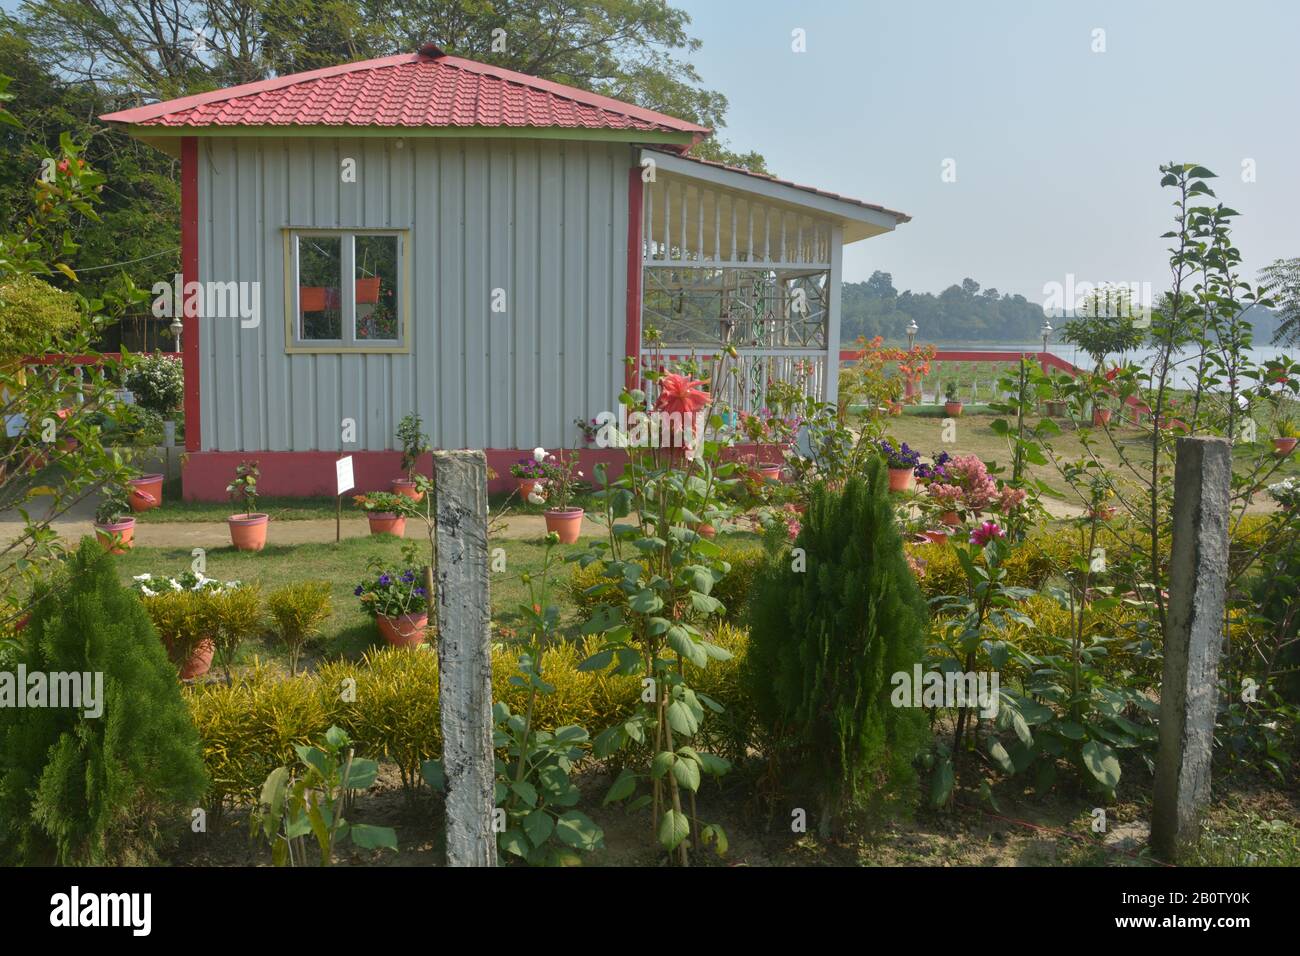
top-left (940, 510), bottom-right (962, 527)
top-left (545, 507), bottom-right (584, 544)
top-left (94, 517), bottom-right (135, 555)
top-left (922, 529), bottom-right (950, 545)
top-left (228, 513), bottom-right (269, 551)
top-left (391, 478), bottom-right (423, 502)
top-left (1044, 400), bottom-right (1067, 418)
top-left (887, 467), bottom-right (915, 492)
top-left (1092, 408), bottom-right (1112, 427)
top-left (128, 473), bottom-right (164, 512)
top-left (168, 636), bottom-right (215, 680)
top-left (889, 402), bottom-right (903, 416)
top-left (367, 512), bottom-right (406, 537)
top-left (518, 478), bottom-right (542, 500)
top-left (377, 612), bottom-right (428, 648)
top-left (757, 465), bottom-right (782, 482)
top-left (1273, 437), bottom-right (1298, 456)
top-left (944, 401), bottom-right (964, 417)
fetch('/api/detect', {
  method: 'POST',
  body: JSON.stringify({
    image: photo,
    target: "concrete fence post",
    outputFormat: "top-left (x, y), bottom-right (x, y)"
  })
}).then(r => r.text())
top-left (1151, 437), bottom-right (1231, 861)
top-left (433, 450), bottom-right (496, 866)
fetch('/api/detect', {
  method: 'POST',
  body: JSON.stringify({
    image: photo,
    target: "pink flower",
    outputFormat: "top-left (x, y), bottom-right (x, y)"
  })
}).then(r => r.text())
top-left (997, 486), bottom-right (1027, 514)
top-left (786, 517), bottom-right (801, 540)
top-left (969, 520), bottom-right (1004, 547)
top-left (655, 373), bottom-right (711, 416)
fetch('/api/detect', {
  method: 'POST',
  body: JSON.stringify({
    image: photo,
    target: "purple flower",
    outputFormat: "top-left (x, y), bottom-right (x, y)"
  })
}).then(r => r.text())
top-left (353, 585), bottom-right (364, 596)
top-left (413, 587), bottom-right (426, 597)
top-left (379, 573), bottom-right (391, 586)
top-left (401, 570), bottom-right (415, 583)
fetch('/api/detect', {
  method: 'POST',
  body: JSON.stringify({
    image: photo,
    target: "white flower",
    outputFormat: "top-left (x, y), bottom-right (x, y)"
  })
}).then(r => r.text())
top-left (577, 470), bottom-right (584, 477)
top-left (132, 573), bottom-right (152, 582)
top-left (533, 447), bottom-right (546, 462)
top-left (169, 579), bottom-right (183, 591)
top-left (140, 585), bottom-right (157, 597)
top-left (527, 492), bottom-right (546, 505)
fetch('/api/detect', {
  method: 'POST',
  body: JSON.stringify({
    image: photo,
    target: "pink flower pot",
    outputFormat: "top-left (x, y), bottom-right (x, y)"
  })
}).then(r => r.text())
top-left (694, 522), bottom-right (716, 539)
top-left (545, 508), bottom-right (584, 544)
top-left (128, 474), bottom-right (164, 512)
top-left (1092, 408), bottom-right (1112, 427)
top-left (888, 468), bottom-right (915, 492)
top-left (922, 529), bottom-right (950, 545)
top-left (228, 513), bottom-right (269, 551)
top-left (940, 510), bottom-right (962, 527)
top-left (1273, 438), bottom-right (1298, 456)
top-left (94, 517), bottom-right (136, 554)
top-left (377, 612), bottom-right (428, 648)
top-left (944, 401), bottom-right (964, 417)
top-left (367, 513), bottom-right (406, 537)
top-left (391, 478), bottom-right (423, 502)
top-left (757, 465), bottom-right (782, 482)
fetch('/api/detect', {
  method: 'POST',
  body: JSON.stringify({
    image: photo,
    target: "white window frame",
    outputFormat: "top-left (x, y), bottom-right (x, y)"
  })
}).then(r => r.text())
top-left (283, 228), bottom-right (410, 354)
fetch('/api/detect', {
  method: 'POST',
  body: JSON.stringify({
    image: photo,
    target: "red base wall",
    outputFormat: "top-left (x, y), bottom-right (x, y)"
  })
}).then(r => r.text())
top-left (180, 448), bottom-right (634, 501)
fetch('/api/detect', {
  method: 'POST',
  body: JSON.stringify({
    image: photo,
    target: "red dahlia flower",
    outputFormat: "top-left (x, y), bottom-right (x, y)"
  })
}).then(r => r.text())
top-left (655, 373), bottom-right (712, 415)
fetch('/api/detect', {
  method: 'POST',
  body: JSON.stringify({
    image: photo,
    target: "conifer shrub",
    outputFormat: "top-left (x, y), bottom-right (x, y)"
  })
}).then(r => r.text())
top-left (747, 463), bottom-right (930, 835)
top-left (0, 539), bottom-right (207, 864)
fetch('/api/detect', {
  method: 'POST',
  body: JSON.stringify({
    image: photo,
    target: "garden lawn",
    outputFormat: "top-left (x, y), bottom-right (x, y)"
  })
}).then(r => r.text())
top-left (112, 532), bottom-right (601, 672)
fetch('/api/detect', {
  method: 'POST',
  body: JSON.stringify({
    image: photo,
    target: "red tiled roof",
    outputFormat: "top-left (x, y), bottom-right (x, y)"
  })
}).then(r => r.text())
top-left (99, 49), bottom-right (710, 145)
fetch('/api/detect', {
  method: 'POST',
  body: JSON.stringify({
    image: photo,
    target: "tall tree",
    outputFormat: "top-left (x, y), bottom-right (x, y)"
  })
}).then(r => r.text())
top-left (1260, 257), bottom-right (1300, 346)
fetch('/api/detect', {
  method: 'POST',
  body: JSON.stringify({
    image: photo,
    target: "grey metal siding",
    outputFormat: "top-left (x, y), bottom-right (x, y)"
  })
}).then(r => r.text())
top-left (197, 136), bottom-right (630, 453)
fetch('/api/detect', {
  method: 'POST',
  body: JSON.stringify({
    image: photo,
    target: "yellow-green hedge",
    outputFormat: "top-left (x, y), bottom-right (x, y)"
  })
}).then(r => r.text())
top-left (186, 624), bottom-right (752, 808)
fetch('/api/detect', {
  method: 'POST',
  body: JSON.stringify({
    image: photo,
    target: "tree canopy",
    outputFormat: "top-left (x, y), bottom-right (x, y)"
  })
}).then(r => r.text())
top-left (841, 271), bottom-right (1051, 344)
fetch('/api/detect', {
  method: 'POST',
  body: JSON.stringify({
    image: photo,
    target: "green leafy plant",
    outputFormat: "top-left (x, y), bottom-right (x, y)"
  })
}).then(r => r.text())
top-left (395, 412), bottom-right (430, 480)
top-left (250, 725), bottom-right (397, 866)
top-left (354, 560), bottom-right (427, 619)
top-left (266, 581), bottom-right (333, 676)
top-left (93, 484), bottom-right (133, 525)
top-left (226, 459), bottom-right (260, 515)
top-left (748, 464), bottom-right (930, 834)
top-left (475, 534), bottom-right (604, 864)
top-left (351, 490), bottom-right (417, 515)
top-left (0, 539), bottom-right (207, 864)
top-left (202, 584), bottom-right (264, 683)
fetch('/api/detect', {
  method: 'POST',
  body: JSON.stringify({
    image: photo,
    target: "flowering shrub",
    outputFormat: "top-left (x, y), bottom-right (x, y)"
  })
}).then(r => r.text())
top-left (1267, 477), bottom-right (1300, 509)
top-left (876, 438), bottom-right (921, 470)
top-left (354, 564), bottom-right (426, 618)
top-left (574, 417), bottom-right (599, 443)
top-left (914, 450), bottom-right (952, 482)
top-left (509, 457), bottom-right (547, 480)
top-left (925, 454), bottom-right (997, 514)
top-left (351, 491), bottom-right (417, 515)
top-left (131, 570), bottom-right (237, 597)
top-left (124, 353), bottom-right (184, 417)
top-left (535, 448), bottom-right (584, 511)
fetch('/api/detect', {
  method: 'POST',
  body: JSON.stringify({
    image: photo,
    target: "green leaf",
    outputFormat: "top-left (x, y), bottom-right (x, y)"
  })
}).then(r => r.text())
top-left (1081, 739), bottom-right (1121, 789)
top-left (554, 811), bottom-right (604, 851)
top-left (651, 750), bottom-right (676, 779)
top-left (500, 828), bottom-right (530, 858)
top-left (603, 768), bottom-right (637, 804)
top-left (576, 649), bottom-right (613, 672)
top-left (629, 589), bottom-right (664, 614)
top-left (987, 739), bottom-right (1014, 773)
top-left (658, 809), bottom-right (691, 851)
top-left (420, 758), bottom-right (446, 792)
top-left (511, 780), bottom-right (539, 807)
top-left (671, 756), bottom-right (701, 792)
top-left (349, 823), bottom-right (397, 851)
top-left (666, 625), bottom-right (707, 668)
top-left (343, 758), bottom-right (379, 790)
top-left (666, 700), bottom-right (699, 736)
top-left (523, 809), bottom-right (555, 847)
top-left (930, 755), bottom-right (955, 808)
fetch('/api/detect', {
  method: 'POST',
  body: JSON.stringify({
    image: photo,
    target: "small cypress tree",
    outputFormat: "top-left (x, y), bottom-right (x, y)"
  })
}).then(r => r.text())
top-left (0, 539), bottom-right (208, 864)
top-left (747, 459), bottom-right (930, 835)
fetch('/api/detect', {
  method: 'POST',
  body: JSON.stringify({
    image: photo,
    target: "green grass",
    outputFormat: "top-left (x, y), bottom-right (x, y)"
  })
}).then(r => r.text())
top-left (1189, 806), bottom-right (1300, 866)
top-left (136, 477), bottom-right (341, 522)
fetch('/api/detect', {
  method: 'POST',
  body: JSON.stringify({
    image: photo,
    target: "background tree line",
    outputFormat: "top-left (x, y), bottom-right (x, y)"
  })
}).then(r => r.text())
top-left (0, 0), bottom-right (765, 347)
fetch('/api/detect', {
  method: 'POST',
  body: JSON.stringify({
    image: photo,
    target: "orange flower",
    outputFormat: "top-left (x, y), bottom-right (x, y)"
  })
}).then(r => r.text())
top-left (655, 373), bottom-right (712, 415)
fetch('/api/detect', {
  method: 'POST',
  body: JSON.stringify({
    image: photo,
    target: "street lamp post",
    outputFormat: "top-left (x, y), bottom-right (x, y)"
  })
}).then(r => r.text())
top-left (1040, 319), bottom-right (1053, 355)
top-left (904, 319), bottom-right (919, 402)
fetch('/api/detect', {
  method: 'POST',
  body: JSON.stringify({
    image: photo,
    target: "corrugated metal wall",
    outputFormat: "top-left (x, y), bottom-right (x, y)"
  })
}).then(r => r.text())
top-left (197, 136), bottom-right (629, 453)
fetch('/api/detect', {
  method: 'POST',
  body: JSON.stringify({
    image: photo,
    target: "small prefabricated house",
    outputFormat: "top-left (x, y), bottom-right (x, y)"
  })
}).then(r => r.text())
top-left (101, 44), bottom-right (909, 500)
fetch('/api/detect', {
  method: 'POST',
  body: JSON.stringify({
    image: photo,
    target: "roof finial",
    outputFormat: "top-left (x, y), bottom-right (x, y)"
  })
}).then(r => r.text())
top-left (417, 43), bottom-right (445, 59)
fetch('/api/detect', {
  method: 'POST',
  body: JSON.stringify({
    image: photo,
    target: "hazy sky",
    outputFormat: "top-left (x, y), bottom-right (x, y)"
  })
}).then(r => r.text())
top-left (677, 0), bottom-right (1300, 303)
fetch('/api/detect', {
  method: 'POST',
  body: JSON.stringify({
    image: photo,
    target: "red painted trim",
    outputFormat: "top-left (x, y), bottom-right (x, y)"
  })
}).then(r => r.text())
top-left (624, 167), bottom-right (644, 391)
top-left (180, 448), bottom-right (635, 502)
top-left (181, 137), bottom-right (201, 453)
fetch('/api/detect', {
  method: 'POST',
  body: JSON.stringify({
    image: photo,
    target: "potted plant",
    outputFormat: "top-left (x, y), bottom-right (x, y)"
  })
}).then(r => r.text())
top-left (943, 382), bottom-right (963, 417)
top-left (353, 490), bottom-right (416, 537)
top-left (94, 486), bottom-right (136, 554)
top-left (511, 453), bottom-right (547, 501)
top-left (138, 587), bottom-right (216, 680)
top-left (393, 412), bottom-right (430, 500)
top-left (1044, 397), bottom-right (1067, 417)
top-left (877, 439), bottom-right (921, 492)
top-left (355, 561), bottom-right (429, 647)
top-left (538, 447), bottom-right (585, 543)
top-left (1092, 404), bottom-right (1113, 427)
top-left (1274, 419), bottom-right (1298, 456)
top-left (226, 459), bottom-right (269, 551)
top-left (575, 417), bottom-right (599, 446)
